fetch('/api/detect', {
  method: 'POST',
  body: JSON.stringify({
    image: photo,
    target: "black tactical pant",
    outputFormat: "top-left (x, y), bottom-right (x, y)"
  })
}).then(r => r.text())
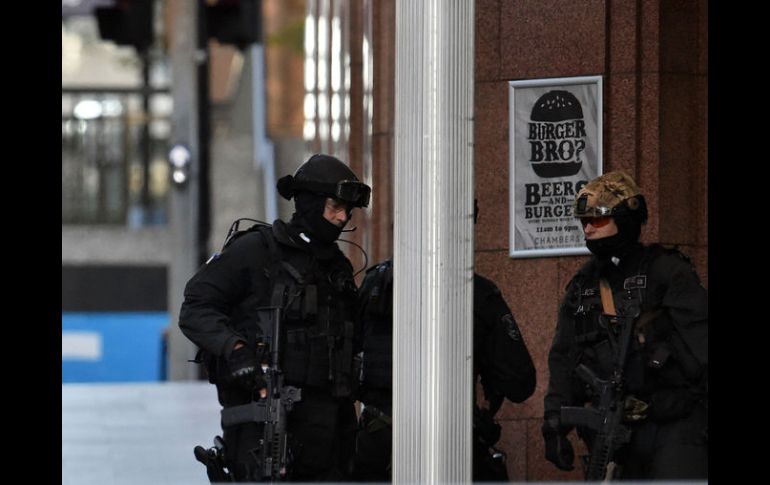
top-left (579, 402), bottom-right (708, 480)
top-left (220, 386), bottom-right (357, 481)
top-left (351, 407), bottom-right (392, 481)
top-left (352, 409), bottom-right (510, 483)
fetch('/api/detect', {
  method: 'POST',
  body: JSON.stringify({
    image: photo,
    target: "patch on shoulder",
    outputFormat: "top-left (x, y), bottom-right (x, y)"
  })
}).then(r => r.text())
top-left (502, 313), bottom-right (521, 341)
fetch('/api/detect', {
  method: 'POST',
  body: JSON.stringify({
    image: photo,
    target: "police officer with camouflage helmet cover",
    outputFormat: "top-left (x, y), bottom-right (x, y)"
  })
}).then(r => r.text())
top-left (179, 153), bottom-right (371, 481)
top-left (542, 171), bottom-right (708, 479)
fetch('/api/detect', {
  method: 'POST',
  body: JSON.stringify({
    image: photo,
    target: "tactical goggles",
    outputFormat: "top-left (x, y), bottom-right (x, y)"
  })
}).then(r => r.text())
top-left (579, 216), bottom-right (613, 228)
top-left (334, 180), bottom-right (371, 208)
top-left (294, 179), bottom-right (371, 207)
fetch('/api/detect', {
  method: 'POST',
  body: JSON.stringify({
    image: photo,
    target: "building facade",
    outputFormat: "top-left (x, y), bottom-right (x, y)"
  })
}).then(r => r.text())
top-left (62, 0), bottom-right (707, 479)
top-left (305, 0), bottom-right (707, 480)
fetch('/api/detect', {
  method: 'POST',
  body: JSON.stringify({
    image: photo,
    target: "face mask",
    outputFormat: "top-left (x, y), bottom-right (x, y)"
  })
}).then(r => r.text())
top-left (584, 211), bottom-right (643, 261)
top-left (585, 232), bottom-right (635, 261)
top-left (307, 217), bottom-right (344, 244)
top-left (293, 192), bottom-right (343, 244)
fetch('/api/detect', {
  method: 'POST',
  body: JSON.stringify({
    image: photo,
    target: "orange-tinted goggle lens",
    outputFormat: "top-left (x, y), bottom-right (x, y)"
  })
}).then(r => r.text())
top-left (580, 216), bottom-right (612, 228)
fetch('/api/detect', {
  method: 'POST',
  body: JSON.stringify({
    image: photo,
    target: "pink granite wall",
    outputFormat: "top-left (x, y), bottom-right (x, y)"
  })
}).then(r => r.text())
top-left (473, 0), bottom-right (708, 480)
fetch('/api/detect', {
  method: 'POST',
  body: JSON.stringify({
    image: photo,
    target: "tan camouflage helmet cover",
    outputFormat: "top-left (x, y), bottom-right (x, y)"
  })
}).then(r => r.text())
top-left (573, 171), bottom-right (643, 217)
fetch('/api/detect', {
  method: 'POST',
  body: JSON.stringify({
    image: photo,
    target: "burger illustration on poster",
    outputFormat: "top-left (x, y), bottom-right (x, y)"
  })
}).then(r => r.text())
top-left (508, 77), bottom-right (602, 257)
top-left (528, 90), bottom-right (585, 178)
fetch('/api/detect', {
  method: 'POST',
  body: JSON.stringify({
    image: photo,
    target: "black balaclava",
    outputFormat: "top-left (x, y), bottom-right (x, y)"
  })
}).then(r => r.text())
top-left (585, 212), bottom-right (641, 262)
top-left (290, 191), bottom-right (345, 245)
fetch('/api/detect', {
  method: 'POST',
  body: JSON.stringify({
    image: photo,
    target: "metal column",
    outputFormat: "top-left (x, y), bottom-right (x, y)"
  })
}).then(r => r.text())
top-left (166, 0), bottom-right (206, 380)
top-left (251, 44), bottom-right (277, 223)
top-left (392, 1), bottom-right (475, 483)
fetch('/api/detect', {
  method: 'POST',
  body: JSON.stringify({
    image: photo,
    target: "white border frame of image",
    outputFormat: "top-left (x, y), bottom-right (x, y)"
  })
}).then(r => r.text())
top-left (507, 75), bottom-right (603, 259)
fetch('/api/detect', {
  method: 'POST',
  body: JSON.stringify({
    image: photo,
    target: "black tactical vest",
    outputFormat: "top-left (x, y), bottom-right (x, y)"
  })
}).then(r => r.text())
top-left (567, 248), bottom-right (653, 401)
top-left (255, 224), bottom-right (358, 398)
top-left (566, 245), bottom-right (702, 403)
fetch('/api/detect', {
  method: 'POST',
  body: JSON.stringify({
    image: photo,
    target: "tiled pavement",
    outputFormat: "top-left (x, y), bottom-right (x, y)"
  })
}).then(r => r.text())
top-left (62, 381), bottom-right (222, 485)
top-left (62, 382), bottom-right (709, 485)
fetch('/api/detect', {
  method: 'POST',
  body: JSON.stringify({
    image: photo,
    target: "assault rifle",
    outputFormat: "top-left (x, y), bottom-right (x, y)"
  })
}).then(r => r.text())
top-left (198, 306), bottom-right (301, 481)
top-left (560, 306), bottom-right (639, 481)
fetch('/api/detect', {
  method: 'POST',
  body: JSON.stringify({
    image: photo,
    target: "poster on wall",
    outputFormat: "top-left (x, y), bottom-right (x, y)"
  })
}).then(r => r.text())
top-left (508, 75), bottom-right (602, 258)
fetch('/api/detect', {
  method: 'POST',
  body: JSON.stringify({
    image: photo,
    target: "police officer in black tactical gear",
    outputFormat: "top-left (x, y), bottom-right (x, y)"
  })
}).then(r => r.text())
top-left (179, 153), bottom-right (371, 482)
top-left (542, 171), bottom-right (708, 480)
top-left (352, 201), bottom-right (537, 482)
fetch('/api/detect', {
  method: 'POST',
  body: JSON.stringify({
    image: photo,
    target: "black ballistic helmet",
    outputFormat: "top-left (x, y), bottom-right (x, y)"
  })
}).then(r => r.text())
top-left (276, 154), bottom-right (371, 208)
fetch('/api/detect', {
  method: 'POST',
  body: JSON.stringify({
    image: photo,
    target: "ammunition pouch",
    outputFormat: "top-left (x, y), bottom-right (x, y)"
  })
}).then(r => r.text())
top-left (280, 318), bottom-right (355, 397)
top-left (648, 387), bottom-right (698, 422)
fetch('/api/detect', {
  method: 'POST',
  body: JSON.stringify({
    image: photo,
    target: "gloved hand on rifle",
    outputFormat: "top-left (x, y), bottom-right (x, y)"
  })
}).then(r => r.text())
top-left (542, 413), bottom-right (575, 471)
top-left (474, 406), bottom-right (502, 447)
top-left (227, 342), bottom-right (267, 396)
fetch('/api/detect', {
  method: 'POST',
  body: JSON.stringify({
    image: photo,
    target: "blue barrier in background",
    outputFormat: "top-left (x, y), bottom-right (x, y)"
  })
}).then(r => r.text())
top-left (62, 312), bottom-right (169, 383)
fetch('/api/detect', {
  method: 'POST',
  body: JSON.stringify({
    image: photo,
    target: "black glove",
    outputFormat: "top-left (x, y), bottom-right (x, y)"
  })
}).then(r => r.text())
top-left (542, 415), bottom-right (574, 471)
top-left (473, 407), bottom-right (502, 447)
top-left (226, 345), bottom-right (266, 390)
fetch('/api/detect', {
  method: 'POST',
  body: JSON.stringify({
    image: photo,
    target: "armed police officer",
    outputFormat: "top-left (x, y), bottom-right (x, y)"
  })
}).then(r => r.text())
top-left (352, 202), bottom-right (536, 481)
top-left (178, 154), bottom-right (371, 482)
top-left (542, 171), bottom-right (708, 480)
